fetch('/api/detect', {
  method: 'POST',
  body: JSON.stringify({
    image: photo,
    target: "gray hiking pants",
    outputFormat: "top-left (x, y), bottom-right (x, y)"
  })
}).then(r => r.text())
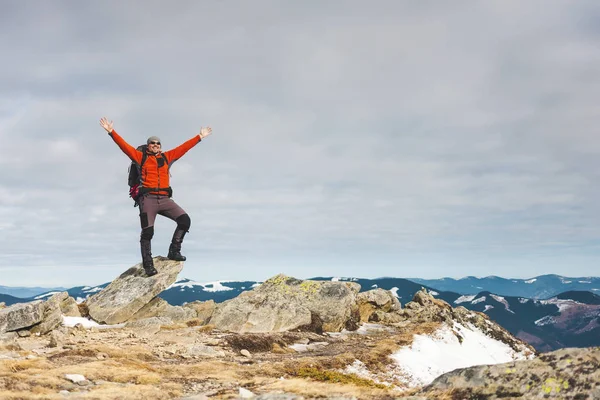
top-left (138, 194), bottom-right (190, 266)
top-left (139, 194), bottom-right (186, 229)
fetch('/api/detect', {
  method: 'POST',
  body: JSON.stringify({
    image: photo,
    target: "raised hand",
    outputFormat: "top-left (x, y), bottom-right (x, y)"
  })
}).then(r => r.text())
top-left (99, 117), bottom-right (114, 133)
top-left (199, 126), bottom-right (212, 139)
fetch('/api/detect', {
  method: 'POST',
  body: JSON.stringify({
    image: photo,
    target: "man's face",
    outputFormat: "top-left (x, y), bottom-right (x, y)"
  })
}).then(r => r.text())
top-left (148, 140), bottom-right (161, 154)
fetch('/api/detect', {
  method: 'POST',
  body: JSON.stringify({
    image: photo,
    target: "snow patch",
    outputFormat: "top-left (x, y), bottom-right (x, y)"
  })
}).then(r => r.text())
top-left (34, 291), bottom-right (60, 299)
top-left (484, 305), bottom-right (494, 312)
top-left (390, 322), bottom-right (530, 387)
top-left (389, 287), bottom-right (399, 298)
top-left (62, 316), bottom-right (100, 328)
top-left (251, 283), bottom-right (261, 288)
top-left (170, 280), bottom-right (234, 292)
top-left (535, 316), bottom-right (555, 326)
top-left (371, 284), bottom-right (378, 288)
top-left (490, 294), bottom-right (514, 314)
top-left (472, 296), bottom-right (486, 304)
top-left (539, 298), bottom-right (581, 312)
top-left (455, 295), bottom-right (476, 304)
top-left (525, 278), bottom-right (537, 284)
top-left (518, 298), bottom-right (529, 304)
top-left (579, 280), bottom-right (591, 284)
top-left (83, 287), bottom-right (102, 293)
top-left (430, 291), bottom-right (439, 296)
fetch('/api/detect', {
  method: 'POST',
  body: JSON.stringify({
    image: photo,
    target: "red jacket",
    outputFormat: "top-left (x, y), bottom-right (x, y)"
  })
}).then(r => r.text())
top-left (109, 129), bottom-right (201, 196)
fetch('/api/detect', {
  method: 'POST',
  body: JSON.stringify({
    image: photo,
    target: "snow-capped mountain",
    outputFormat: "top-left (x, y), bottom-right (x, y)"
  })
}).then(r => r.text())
top-left (3, 275), bottom-right (599, 352)
top-left (409, 274), bottom-right (600, 299)
top-left (452, 290), bottom-right (600, 351)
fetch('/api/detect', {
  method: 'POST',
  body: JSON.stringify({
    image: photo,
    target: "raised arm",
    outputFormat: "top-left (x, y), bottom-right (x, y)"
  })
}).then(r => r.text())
top-left (99, 117), bottom-right (143, 164)
top-left (164, 126), bottom-right (212, 162)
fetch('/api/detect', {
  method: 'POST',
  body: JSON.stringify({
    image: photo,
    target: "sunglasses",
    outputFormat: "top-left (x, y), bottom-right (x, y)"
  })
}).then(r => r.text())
top-left (149, 141), bottom-right (161, 145)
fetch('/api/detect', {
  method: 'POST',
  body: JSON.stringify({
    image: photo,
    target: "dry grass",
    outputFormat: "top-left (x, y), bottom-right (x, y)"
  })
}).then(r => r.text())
top-left (295, 366), bottom-right (388, 389)
top-left (260, 377), bottom-right (394, 399)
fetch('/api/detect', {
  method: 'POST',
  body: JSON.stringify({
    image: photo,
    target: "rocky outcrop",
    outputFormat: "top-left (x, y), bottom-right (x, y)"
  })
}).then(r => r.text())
top-left (421, 347), bottom-right (600, 399)
top-left (86, 257), bottom-right (183, 324)
top-left (398, 289), bottom-right (535, 355)
top-left (357, 288), bottom-right (401, 323)
top-left (0, 301), bottom-right (44, 334)
top-left (209, 274), bottom-right (361, 333)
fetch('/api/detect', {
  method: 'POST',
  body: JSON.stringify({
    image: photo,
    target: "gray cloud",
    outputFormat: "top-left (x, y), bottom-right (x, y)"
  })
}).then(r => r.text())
top-left (1, 1), bottom-right (600, 286)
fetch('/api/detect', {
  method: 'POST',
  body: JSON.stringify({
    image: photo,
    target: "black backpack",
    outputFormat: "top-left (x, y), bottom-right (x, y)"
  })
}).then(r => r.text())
top-left (127, 145), bottom-right (170, 207)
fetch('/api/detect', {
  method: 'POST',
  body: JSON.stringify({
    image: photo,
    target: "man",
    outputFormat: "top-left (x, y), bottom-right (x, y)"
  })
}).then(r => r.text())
top-left (99, 117), bottom-right (212, 276)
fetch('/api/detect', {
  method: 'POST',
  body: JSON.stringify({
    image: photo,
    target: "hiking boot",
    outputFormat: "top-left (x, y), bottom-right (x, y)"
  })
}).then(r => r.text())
top-left (140, 235), bottom-right (157, 276)
top-left (168, 227), bottom-right (187, 261)
top-left (143, 264), bottom-right (158, 277)
top-left (168, 245), bottom-right (186, 261)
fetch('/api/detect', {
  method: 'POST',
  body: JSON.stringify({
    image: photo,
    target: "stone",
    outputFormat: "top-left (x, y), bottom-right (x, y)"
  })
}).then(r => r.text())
top-left (86, 257), bottom-right (183, 324)
top-left (239, 387), bottom-right (255, 398)
top-left (209, 274), bottom-right (360, 333)
top-left (184, 300), bottom-right (216, 324)
top-left (240, 349), bottom-right (251, 358)
top-left (60, 296), bottom-right (81, 317)
top-left (129, 297), bottom-right (196, 322)
top-left (48, 330), bottom-right (65, 348)
top-left (0, 301), bottom-right (44, 334)
top-left (64, 374), bottom-right (87, 384)
top-left (16, 329), bottom-right (31, 337)
top-left (0, 302), bottom-right (5, 310)
top-left (31, 292), bottom-right (69, 335)
top-left (357, 288), bottom-right (401, 323)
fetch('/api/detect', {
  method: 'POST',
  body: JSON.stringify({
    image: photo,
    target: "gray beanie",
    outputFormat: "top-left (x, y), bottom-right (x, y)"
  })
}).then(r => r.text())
top-left (147, 136), bottom-right (161, 145)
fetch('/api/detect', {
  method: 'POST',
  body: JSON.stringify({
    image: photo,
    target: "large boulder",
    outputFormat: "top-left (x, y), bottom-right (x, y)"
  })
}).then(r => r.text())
top-left (209, 274), bottom-right (361, 333)
top-left (86, 257), bottom-right (183, 324)
top-left (0, 301), bottom-right (44, 334)
top-left (421, 347), bottom-right (600, 399)
top-left (31, 292), bottom-right (70, 335)
top-left (357, 288), bottom-right (401, 323)
top-left (129, 298), bottom-right (197, 322)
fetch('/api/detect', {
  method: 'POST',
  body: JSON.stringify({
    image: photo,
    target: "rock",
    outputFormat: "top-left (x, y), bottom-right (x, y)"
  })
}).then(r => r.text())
top-left (64, 374), bottom-right (87, 384)
top-left (48, 330), bottom-right (65, 348)
top-left (125, 316), bottom-right (172, 328)
top-left (16, 329), bottom-right (31, 337)
top-left (184, 300), bottom-right (216, 324)
top-left (239, 387), bottom-right (255, 398)
top-left (86, 257), bottom-right (183, 324)
top-left (421, 347), bottom-right (600, 399)
top-left (210, 274), bottom-right (360, 333)
top-left (0, 301), bottom-right (44, 334)
top-left (356, 288), bottom-right (401, 323)
top-left (0, 302), bottom-right (5, 310)
top-left (31, 292), bottom-right (69, 335)
top-left (240, 349), bottom-right (251, 358)
top-left (129, 297), bottom-right (196, 322)
top-left (60, 296), bottom-right (81, 317)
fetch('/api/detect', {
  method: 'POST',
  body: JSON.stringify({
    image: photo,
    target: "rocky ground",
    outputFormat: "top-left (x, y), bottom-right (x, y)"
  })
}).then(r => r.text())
top-left (1, 260), bottom-right (598, 399)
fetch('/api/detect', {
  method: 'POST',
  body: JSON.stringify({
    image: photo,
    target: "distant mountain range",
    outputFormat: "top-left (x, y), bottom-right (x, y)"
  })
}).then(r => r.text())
top-left (0, 285), bottom-right (67, 299)
top-left (1, 274), bottom-right (598, 352)
top-left (409, 274), bottom-right (600, 299)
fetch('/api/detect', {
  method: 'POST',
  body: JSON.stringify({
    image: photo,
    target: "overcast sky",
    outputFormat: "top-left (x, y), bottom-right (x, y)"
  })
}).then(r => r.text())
top-left (1, 1), bottom-right (599, 287)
